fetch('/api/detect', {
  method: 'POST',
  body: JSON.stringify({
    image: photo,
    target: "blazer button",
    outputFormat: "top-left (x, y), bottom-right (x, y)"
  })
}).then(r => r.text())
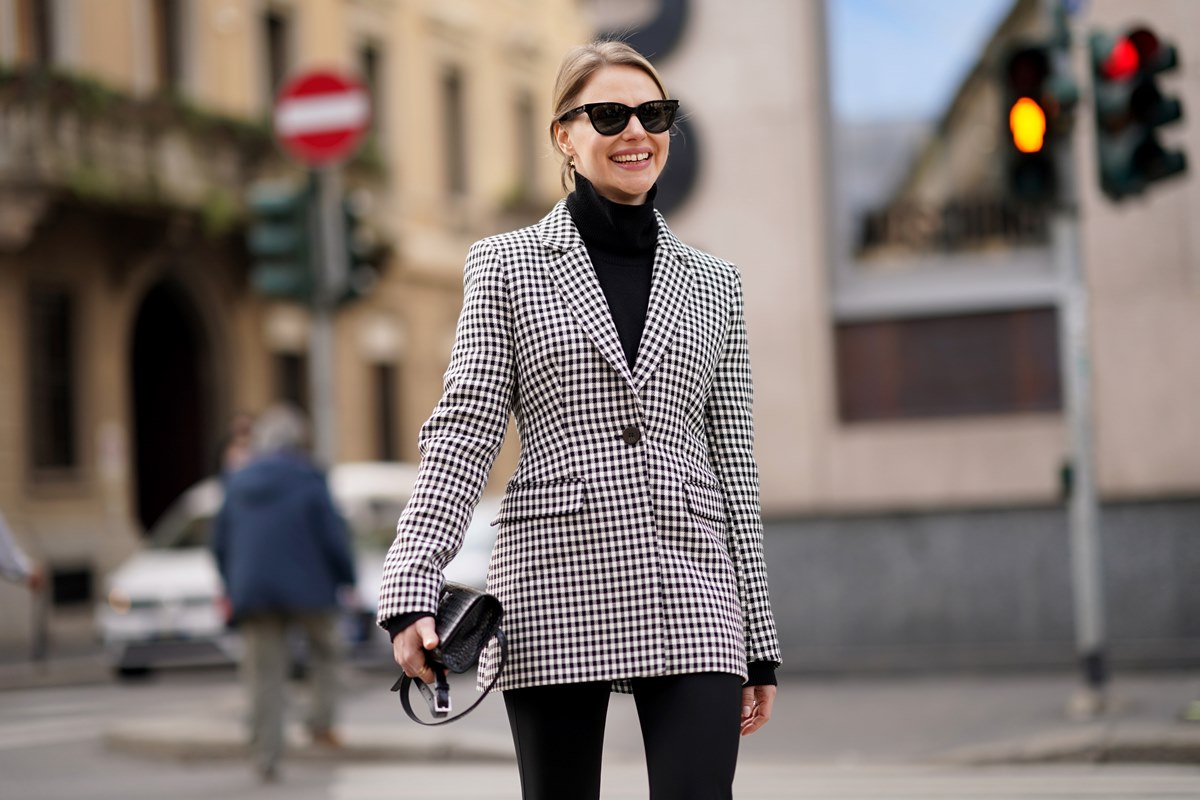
top-left (622, 425), bottom-right (642, 445)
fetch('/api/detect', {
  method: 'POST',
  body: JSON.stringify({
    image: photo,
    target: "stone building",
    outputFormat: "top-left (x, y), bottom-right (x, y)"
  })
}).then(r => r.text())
top-left (0, 0), bottom-right (586, 650)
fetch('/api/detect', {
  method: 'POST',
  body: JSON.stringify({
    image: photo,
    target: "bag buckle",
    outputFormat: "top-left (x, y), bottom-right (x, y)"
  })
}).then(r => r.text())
top-left (414, 663), bottom-right (452, 718)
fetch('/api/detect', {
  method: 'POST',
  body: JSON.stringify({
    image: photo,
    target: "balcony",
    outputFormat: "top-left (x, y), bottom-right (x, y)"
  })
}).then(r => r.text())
top-left (0, 69), bottom-right (384, 251)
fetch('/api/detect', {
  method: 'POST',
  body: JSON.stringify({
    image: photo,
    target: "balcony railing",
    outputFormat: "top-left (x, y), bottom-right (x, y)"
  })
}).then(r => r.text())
top-left (0, 69), bottom-right (387, 251)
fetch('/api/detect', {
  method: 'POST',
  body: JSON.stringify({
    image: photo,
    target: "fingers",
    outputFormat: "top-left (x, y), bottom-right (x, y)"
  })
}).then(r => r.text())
top-left (414, 616), bottom-right (440, 650)
top-left (739, 684), bottom-right (777, 737)
top-left (391, 618), bottom-right (440, 685)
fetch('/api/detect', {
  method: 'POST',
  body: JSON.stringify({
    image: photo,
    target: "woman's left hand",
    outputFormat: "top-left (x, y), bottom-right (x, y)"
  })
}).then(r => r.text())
top-left (740, 684), bottom-right (776, 736)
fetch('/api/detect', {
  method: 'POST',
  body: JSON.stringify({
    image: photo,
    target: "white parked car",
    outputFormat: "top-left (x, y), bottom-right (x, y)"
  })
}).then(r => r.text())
top-left (95, 461), bottom-right (500, 676)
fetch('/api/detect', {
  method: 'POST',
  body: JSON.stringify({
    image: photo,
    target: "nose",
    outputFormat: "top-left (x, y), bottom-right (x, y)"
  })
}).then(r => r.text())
top-left (621, 113), bottom-right (648, 138)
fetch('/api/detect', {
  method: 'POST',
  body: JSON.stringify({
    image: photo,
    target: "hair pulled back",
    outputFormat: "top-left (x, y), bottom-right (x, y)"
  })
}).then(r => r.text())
top-left (549, 40), bottom-right (670, 192)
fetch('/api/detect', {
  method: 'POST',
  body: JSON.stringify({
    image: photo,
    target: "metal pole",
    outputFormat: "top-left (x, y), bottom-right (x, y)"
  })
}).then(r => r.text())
top-left (308, 166), bottom-right (347, 467)
top-left (1047, 0), bottom-right (1108, 716)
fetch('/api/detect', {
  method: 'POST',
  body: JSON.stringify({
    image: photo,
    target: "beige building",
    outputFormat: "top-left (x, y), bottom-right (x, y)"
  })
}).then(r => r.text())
top-left (0, 0), bottom-right (587, 650)
top-left (2, 0), bottom-right (1196, 669)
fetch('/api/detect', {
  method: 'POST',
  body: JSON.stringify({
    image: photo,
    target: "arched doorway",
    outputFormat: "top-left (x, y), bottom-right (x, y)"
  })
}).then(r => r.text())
top-left (130, 280), bottom-right (213, 532)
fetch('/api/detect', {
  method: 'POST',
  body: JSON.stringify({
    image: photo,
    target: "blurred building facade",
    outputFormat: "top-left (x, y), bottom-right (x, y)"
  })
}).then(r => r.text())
top-left (605, 0), bottom-right (1199, 670)
top-left (0, 0), bottom-right (586, 650)
top-left (2, 0), bottom-right (1196, 672)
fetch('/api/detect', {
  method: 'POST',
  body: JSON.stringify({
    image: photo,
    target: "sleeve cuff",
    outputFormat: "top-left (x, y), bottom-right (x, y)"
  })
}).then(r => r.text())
top-left (383, 611), bottom-right (435, 642)
top-left (745, 660), bottom-right (778, 687)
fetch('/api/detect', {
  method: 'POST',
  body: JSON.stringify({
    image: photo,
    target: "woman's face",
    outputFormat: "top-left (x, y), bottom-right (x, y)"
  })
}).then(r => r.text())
top-left (554, 65), bottom-right (669, 205)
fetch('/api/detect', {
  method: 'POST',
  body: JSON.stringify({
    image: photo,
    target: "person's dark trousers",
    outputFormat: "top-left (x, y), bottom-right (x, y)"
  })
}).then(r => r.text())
top-left (503, 672), bottom-right (743, 800)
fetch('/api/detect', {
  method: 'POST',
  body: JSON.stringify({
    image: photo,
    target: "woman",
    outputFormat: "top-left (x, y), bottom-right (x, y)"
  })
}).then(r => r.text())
top-left (378, 40), bottom-right (780, 800)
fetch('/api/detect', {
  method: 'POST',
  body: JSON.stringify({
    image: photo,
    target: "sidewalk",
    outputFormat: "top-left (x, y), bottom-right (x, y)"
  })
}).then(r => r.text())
top-left (99, 667), bottom-right (1200, 768)
top-left (0, 646), bottom-right (111, 691)
top-left (4, 645), bottom-right (1199, 768)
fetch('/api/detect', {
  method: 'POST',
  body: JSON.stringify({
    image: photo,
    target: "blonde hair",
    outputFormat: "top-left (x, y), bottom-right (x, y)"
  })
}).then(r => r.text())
top-left (549, 40), bottom-right (670, 192)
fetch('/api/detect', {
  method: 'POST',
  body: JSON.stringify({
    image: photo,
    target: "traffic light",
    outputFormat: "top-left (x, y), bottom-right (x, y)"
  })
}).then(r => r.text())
top-left (246, 177), bottom-right (315, 302)
top-left (1001, 43), bottom-right (1078, 204)
top-left (1090, 27), bottom-right (1187, 200)
top-left (338, 190), bottom-right (381, 305)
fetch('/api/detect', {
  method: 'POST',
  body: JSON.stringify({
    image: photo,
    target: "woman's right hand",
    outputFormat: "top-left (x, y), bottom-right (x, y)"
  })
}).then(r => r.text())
top-left (392, 616), bottom-right (440, 684)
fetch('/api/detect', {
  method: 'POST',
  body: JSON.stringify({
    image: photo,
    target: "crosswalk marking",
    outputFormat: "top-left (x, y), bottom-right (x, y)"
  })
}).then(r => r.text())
top-left (330, 762), bottom-right (1200, 800)
top-left (0, 717), bottom-right (102, 750)
top-left (0, 695), bottom-right (240, 752)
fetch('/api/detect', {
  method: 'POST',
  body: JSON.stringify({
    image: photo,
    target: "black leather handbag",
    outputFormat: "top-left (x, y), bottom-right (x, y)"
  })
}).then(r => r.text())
top-left (389, 581), bottom-right (507, 725)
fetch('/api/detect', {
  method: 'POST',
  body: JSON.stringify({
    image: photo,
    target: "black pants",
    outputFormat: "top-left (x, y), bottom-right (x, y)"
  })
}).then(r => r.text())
top-left (503, 672), bottom-right (743, 800)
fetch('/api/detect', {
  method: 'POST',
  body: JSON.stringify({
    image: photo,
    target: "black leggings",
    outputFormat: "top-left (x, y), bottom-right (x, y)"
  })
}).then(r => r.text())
top-left (503, 672), bottom-right (743, 800)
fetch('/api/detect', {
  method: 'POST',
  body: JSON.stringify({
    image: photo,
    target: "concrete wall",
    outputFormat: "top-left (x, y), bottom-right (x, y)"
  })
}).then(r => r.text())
top-left (767, 499), bottom-right (1200, 671)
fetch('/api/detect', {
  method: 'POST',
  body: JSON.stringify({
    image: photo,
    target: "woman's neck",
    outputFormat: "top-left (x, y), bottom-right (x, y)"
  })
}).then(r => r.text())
top-left (566, 173), bottom-right (658, 256)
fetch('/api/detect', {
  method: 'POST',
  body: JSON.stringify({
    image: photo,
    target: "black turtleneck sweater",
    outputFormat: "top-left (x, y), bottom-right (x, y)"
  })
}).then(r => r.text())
top-left (566, 173), bottom-right (657, 369)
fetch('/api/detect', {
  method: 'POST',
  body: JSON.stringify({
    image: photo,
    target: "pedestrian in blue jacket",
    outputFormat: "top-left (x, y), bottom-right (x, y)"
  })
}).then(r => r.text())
top-left (212, 404), bottom-right (355, 783)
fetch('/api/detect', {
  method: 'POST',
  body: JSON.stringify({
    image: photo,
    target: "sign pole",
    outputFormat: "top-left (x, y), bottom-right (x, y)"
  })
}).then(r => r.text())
top-left (308, 165), bottom-right (347, 467)
top-left (1047, 0), bottom-right (1108, 718)
top-left (271, 69), bottom-right (370, 468)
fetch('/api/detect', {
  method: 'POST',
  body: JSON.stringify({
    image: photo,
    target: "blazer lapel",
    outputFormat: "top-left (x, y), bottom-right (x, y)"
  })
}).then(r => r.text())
top-left (631, 215), bottom-right (693, 392)
top-left (539, 202), bottom-right (634, 386)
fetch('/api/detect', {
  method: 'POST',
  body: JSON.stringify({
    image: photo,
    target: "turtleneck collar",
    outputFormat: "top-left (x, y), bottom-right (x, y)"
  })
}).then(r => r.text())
top-left (565, 173), bottom-right (659, 257)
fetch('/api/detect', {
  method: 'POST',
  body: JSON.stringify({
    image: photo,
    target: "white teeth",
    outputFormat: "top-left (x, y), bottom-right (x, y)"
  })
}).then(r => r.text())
top-left (612, 152), bottom-right (650, 163)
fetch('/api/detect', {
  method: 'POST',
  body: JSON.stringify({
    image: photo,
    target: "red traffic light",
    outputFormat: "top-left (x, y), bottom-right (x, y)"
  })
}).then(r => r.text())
top-left (1101, 37), bottom-right (1140, 80)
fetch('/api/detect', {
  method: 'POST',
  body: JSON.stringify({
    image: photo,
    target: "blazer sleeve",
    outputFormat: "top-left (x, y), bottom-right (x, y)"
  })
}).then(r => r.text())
top-left (704, 268), bottom-right (782, 666)
top-left (377, 240), bottom-right (515, 625)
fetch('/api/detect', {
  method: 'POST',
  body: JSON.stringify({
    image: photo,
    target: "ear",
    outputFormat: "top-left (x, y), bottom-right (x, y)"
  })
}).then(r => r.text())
top-left (553, 121), bottom-right (575, 158)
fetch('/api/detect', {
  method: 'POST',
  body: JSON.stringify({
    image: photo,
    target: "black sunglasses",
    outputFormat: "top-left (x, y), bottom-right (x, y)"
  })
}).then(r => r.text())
top-left (557, 99), bottom-right (679, 136)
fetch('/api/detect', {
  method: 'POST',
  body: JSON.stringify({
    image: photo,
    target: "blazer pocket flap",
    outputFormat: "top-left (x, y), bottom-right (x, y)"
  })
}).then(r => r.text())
top-left (492, 479), bottom-right (586, 525)
top-left (683, 481), bottom-right (727, 523)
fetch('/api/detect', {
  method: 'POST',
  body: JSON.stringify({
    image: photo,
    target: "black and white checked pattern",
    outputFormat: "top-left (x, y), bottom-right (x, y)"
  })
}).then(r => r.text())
top-left (378, 200), bottom-right (781, 692)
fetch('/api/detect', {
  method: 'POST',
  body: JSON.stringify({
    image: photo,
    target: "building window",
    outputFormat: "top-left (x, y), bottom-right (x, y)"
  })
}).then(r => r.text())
top-left (835, 307), bottom-right (1061, 422)
top-left (442, 66), bottom-right (467, 197)
top-left (151, 0), bottom-right (183, 91)
top-left (515, 90), bottom-right (537, 198)
top-left (263, 9), bottom-right (292, 104)
top-left (822, 1), bottom-right (1064, 422)
top-left (28, 287), bottom-right (78, 471)
top-left (50, 564), bottom-right (93, 608)
top-left (358, 41), bottom-right (384, 140)
top-left (275, 353), bottom-right (308, 412)
top-left (16, 0), bottom-right (55, 67)
top-left (374, 363), bottom-right (399, 461)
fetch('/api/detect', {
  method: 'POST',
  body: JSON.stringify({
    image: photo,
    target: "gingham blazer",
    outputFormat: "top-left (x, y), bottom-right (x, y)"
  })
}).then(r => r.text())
top-left (377, 200), bottom-right (781, 692)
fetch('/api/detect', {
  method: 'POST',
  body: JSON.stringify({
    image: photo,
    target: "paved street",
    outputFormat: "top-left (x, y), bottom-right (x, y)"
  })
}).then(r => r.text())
top-left (332, 762), bottom-right (1200, 799)
top-left (1, 665), bottom-right (1199, 799)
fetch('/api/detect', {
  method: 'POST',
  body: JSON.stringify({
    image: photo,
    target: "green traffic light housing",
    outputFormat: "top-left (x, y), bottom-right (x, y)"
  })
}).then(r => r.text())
top-left (338, 189), bottom-right (382, 305)
top-left (1001, 42), bottom-right (1078, 205)
top-left (1090, 26), bottom-right (1187, 200)
top-left (246, 177), bottom-right (316, 302)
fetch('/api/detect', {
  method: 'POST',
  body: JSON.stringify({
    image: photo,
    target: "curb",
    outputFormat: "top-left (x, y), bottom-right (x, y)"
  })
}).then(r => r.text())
top-left (937, 723), bottom-right (1200, 766)
top-left (102, 719), bottom-right (516, 764)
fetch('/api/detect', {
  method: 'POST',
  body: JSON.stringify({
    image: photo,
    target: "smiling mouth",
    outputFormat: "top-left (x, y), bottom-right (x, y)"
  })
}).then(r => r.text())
top-left (611, 152), bottom-right (651, 164)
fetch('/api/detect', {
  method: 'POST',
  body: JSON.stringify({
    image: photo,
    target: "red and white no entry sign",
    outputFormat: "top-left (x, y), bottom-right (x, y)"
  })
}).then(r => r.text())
top-left (273, 70), bottom-right (371, 165)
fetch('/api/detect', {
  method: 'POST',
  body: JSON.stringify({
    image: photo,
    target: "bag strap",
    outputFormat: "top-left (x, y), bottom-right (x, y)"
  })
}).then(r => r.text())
top-left (392, 630), bottom-right (507, 726)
